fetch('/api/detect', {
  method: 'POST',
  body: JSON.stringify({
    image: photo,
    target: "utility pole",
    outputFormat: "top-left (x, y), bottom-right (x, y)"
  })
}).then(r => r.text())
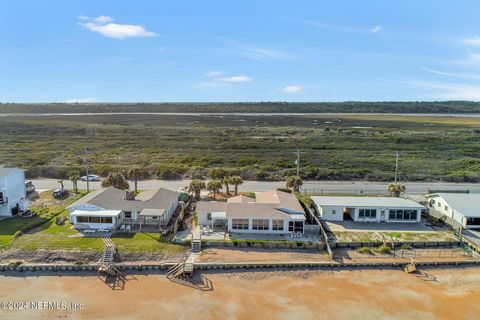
top-left (295, 149), bottom-right (300, 176)
top-left (394, 151), bottom-right (399, 184)
top-left (84, 149), bottom-right (90, 192)
top-left (292, 149), bottom-right (305, 177)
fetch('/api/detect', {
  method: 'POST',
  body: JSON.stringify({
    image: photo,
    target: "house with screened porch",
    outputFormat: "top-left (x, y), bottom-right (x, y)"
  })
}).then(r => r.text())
top-left (196, 190), bottom-right (306, 236)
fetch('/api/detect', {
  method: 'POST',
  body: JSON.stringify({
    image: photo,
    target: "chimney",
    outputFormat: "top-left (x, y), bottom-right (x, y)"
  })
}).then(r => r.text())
top-left (125, 191), bottom-right (135, 201)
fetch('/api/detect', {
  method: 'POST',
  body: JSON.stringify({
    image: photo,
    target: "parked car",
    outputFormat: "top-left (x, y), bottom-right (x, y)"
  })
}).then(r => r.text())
top-left (80, 174), bottom-right (101, 181)
top-left (53, 189), bottom-right (69, 199)
top-left (25, 181), bottom-right (35, 194)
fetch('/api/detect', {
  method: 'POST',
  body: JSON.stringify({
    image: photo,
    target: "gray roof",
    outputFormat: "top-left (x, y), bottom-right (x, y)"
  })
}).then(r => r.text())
top-left (427, 193), bottom-right (480, 218)
top-left (68, 187), bottom-right (180, 211)
top-left (311, 196), bottom-right (424, 209)
top-left (196, 190), bottom-right (305, 220)
top-left (0, 166), bottom-right (23, 176)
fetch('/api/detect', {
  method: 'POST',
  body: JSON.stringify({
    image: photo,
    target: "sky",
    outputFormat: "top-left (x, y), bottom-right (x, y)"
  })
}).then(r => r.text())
top-left (1, 0), bottom-right (480, 102)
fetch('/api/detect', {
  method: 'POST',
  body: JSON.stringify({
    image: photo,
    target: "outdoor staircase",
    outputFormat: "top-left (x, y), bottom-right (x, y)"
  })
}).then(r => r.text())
top-left (191, 226), bottom-right (202, 253)
top-left (98, 237), bottom-right (123, 277)
top-left (192, 240), bottom-right (201, 253)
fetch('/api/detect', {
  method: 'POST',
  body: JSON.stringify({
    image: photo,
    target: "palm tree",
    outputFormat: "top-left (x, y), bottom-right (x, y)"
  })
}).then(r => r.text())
top-left (223, 176), bottom-right (230, 195)
top-left (188, 179), bottom-right (206, 200)
top-left (388, 183), bottom-right (406, 197)
top-left (67, 170), bottom-right (80, 194)
top-left (229, 176), bottom-right (244, 195)
top-left (101, 172), bottom-right (129, 190)
top-left (285, 175), bottom-right (302, 192)
top-left (128, 167), bottom-right (144, 193)
top-left (207, 180), bottom-right (223, 199)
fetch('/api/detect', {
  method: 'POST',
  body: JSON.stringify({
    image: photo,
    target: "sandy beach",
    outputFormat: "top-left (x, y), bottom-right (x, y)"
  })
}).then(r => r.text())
top-left (0, 266), bottom-right (479, 320)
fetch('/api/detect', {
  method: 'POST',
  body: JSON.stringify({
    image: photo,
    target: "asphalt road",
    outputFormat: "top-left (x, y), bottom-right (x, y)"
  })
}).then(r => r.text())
top-left (29, 179), bottom-right (480, 194)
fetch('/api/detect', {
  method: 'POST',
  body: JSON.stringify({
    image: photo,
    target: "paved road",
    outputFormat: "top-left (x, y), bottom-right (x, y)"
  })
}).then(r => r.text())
top-left (29, 179), bottom-right (480, 194)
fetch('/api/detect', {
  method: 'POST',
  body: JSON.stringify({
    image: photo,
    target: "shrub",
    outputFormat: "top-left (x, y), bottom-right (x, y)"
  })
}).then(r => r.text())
top-left (357, 247), bottom-right (372, 254)
top-left (400, 244), bottom-right (412, 250)
top-left (375, 245), bottom-right (391, 254)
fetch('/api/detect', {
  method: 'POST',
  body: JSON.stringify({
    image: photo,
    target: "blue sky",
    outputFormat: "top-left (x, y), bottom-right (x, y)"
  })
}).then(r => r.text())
top-left (1, 0), bottom-right (480, 102)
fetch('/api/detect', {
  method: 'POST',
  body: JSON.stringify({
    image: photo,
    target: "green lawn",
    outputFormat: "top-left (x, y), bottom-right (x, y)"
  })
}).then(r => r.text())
top-left (0, 215), bottom-right (48, 249)
top-left (2, 190), bottom-right (186, 254)
top-left (12, 218), bottom-right (186, 253)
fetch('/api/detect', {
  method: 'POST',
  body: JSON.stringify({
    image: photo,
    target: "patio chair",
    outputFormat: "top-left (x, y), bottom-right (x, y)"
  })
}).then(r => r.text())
top-left (126, 225), bottom-right (131, 232)
top-left (120, 225), bottom-right (125, 231)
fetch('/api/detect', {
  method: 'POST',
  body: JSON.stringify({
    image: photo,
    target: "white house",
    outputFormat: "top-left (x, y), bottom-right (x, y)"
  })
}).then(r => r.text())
top-left (67, 187), bottom-right (181, 231)
top-left (196, 190), bottom-right (306, 235)
top-left (425, 193), bottom-right (480, 229)
top-left (311, 196), bottom-right (424, 223)
top-left (0, 166), bottom-right (27, 217)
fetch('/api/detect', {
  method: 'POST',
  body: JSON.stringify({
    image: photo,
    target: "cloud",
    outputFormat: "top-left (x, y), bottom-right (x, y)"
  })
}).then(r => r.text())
top-left (462, 36), bottom-right (480, 47)
top-left (78, 16), bottom-right (157, 39)
top-left (404, 80), bottom-right (480, 101)
top-left (281, 85), bottom-right (303, 93)
top-left (224, 42), bottom-right (296, 61)
top-left (278, 16), bottom-right (381, 35)
top-left (63, 97), bottom-right (98, 103)
top-left (215, 76), bottom-right (252, 83)
top-left (421, 67), bottom-right (480, 80)
top-left (199, 71), bottom-right (252, 88)
top-left (205, 71), bottom-right (226, 78)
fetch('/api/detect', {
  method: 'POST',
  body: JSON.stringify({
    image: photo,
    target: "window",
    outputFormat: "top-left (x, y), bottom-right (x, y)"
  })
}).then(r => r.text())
top-left (331, 210), bottom-right (336, 215)
top-left (232, 219), bottom-right (249, 230)
top-left (77, 216), bottom-right (89, 223)
top-left (438, 202), bottom-right (441, 207)
top-left (272, 220), bottom-right (284, 231)
top-left (89, 216), bottom-right (101, 223)
top-left (207, 213), bottom-right (212, 221)
top-left (288, 221), bottom-right (304, 233)
top-left (444, 206), bottom-right (449, 211)
top-left (389, 209), bottom-right (418, 221)
top-left (358, 209), bottom-right (377, 218)
top-left (101, 217), bottom-right (113, 223)
top-left (124, 211), bottom-right (132, 219)
top-left (252, 219), bottom-right (269, 230)
top-left (75, 216), bottom-right (113, 223)
top-left (466, 217), bottom-right (480, 226)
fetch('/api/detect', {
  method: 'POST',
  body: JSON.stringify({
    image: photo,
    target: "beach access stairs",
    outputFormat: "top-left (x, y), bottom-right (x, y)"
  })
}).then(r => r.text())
top-left (98, 237), bottom-right (125, 279)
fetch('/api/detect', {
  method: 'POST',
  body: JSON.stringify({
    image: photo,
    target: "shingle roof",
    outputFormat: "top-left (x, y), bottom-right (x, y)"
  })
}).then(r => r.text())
top-left (196, 190), bottom-right (305, 220)
top-left (227, 195), bottom-right (255, 203)
top-left (68, 187), bottom-right (180, 211)
top-left (311, 196), bottom-right (424, 208)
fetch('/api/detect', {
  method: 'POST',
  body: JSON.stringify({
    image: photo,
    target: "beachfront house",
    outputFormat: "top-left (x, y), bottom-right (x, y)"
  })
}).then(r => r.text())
top-left (196, 190), bottom-right (306, 236)
top-left (311, 196), bottom-right (424, 223)
top-left (0, 166), bottom-right (27, 217)
top-left (425, 193), bottom-right (480, 229)
top-left (67, 187), bottom-right (181, 231)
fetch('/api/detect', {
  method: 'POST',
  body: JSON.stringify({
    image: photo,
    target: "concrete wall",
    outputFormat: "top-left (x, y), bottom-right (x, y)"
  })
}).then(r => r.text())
top-left (0, 169), bottom-right (26, 217)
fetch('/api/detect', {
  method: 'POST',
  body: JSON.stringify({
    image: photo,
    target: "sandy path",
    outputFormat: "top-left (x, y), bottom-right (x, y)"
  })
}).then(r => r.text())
top-left (0, 267), bottom-right (479, 319)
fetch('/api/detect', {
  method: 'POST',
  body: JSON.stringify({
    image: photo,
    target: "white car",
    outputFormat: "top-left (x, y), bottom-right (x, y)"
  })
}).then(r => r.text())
top-left (80, 174), bottom-right (101, 181)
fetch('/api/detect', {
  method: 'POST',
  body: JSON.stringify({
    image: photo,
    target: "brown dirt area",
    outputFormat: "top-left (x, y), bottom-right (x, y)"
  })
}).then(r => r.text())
top-left (197, 247), bottom-right (331, 263)
top-left (0, 267), bottom-right (479, 319)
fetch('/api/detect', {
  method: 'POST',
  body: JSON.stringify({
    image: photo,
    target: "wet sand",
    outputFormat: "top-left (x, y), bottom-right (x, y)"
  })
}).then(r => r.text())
top-left (0, 267), bottom-right (479, 319)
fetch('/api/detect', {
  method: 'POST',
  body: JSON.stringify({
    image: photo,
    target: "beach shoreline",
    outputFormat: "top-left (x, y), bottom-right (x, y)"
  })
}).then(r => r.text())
top-left (1, 265), bottom-right (479, 319)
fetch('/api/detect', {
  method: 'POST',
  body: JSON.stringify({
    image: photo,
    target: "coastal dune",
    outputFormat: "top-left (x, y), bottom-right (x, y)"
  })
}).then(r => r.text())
top-left (0, 267), bottom-right (479, 319)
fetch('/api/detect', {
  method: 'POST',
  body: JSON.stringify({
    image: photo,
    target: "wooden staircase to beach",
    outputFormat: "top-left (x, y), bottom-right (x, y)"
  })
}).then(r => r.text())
top-left (98, 237), bottom-right (125, 279)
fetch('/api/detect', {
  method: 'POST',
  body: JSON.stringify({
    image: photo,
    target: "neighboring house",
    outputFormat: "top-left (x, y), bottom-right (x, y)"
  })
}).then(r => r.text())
top-left (0, 166), bottom-right (27, 217)
top-left (67, 187), bottom-right (181, 230)
top-left (196, 190), bottom-right (306, 235)
top-left (311, 196), bottom-right (424, 223)
top-left (425, 193), bottom-right (480, 229)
